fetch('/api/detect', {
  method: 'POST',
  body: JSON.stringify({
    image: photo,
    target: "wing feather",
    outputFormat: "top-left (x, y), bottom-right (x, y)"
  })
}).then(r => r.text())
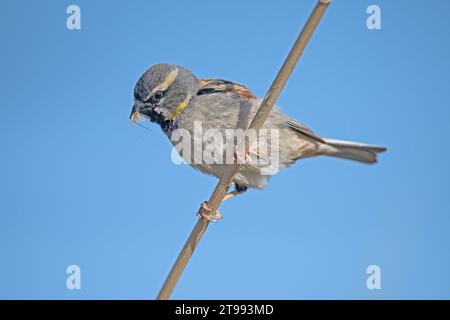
top-left (198, 79), bottom-right (324, 143)
top-left (283, 119), bottom-right (326, 144)
top-left (198, 79), bottom-right (256, 100)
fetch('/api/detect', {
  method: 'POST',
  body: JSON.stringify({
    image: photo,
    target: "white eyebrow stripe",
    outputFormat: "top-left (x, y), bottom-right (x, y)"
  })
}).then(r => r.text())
top-left (151, 68), bottom-right (179, 94)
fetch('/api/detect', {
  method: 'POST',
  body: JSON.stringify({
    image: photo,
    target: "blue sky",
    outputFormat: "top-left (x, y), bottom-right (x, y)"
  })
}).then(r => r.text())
top-left (1, 0), bottom-right (449, 299)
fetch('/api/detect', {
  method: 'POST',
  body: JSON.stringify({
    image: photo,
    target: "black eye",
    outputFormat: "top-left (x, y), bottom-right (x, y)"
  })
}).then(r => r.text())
top-left (153, 90), bottom-right (164, 100)
top-left (143, 90), bottom-right (164, 104)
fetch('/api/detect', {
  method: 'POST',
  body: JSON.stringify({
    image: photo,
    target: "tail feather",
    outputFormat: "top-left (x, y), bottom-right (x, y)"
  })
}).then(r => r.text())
top-left (321, 138), bottom-right (387, 164)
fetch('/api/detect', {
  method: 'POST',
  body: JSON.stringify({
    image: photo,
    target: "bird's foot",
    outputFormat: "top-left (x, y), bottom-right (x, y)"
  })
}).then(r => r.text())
top-left (197, 201), bottom-right (222, 223)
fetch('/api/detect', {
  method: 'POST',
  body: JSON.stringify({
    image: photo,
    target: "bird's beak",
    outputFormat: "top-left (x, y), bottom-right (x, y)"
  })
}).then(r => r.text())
top-left (130, 103), bottom-right (141, 125)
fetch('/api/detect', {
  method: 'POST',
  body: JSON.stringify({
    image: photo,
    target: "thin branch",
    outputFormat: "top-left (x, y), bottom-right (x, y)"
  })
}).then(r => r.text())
top-left (156, 0), bottom-right (332, 300)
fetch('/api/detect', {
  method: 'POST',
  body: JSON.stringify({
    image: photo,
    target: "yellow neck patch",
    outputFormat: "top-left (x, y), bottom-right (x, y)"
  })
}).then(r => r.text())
top-left (169, 94), bottom-right (192, 120)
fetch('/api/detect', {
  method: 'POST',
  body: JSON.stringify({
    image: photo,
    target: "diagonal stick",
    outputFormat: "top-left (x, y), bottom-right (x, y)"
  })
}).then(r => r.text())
top-left (156, 0), bottom-right (332, 300)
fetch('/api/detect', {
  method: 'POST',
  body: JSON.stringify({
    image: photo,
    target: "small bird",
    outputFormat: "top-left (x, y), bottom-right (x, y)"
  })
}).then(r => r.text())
top-left (131, 64), bottom-right (386, 221)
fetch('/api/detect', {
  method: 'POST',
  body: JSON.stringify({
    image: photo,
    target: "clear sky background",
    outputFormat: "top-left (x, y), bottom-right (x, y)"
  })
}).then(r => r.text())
top-left (1, 0), bottom-right (449, 299)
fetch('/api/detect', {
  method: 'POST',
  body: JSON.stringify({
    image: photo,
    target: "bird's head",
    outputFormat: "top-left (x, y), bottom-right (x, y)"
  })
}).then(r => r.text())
top-left (130, 64), bottom-right (198, 127)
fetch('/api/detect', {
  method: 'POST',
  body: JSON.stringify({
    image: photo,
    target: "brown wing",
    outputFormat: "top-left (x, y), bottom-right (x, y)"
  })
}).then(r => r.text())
top-left (198, 79), bottom-right (324, 143)
top-left (198, 79), bottom-right (256, 100)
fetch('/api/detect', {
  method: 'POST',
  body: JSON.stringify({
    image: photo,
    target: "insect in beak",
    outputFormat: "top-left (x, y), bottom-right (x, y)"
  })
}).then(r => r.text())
top-left (130, 103), bottom-right (144, 125)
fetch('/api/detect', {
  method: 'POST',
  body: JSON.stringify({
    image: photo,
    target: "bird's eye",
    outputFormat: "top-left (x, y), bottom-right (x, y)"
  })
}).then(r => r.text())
top-left (153, 91), bottom-right (164, 101)
top-left (143, 90), bottom-right (165, 104)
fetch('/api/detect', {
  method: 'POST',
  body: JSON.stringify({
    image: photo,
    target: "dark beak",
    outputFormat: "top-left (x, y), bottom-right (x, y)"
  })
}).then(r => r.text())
top-left (130, 102), bottom-right (144, 125)
top-left (130, 102), bottom-right (154, 124)
top-left (130, 103), bottom-right (140, 119)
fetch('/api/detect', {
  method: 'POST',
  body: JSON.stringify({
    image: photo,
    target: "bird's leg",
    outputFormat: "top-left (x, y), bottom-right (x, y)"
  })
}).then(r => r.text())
top-left (223, 183), bottom-right (248, 202)
top-left (197, 201), bottom-right (222, 223)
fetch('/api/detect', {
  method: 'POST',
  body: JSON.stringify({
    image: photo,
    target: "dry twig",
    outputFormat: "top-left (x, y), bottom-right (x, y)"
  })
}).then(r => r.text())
top-left (156, 0), bottom-right (332, 300)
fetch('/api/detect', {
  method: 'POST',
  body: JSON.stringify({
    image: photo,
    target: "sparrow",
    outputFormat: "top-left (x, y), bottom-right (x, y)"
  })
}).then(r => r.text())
top-left (130, 63), bottom-right (386, 221)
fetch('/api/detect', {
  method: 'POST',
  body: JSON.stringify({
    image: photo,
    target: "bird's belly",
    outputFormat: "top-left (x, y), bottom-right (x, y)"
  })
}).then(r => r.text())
top-left (191, 162), bottom-right (270, 190)
top-left (170, 127), bottom-right (280, 189)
